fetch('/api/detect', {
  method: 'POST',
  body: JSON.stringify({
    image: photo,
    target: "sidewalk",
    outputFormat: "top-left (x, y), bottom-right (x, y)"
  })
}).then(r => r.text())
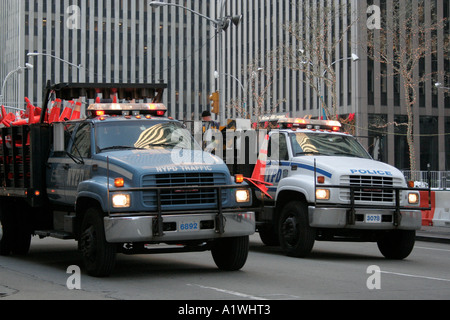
top-left (416, 226), bottom-right (450, 244)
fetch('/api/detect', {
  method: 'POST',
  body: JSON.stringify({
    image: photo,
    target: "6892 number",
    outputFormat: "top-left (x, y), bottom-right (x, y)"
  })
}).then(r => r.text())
top-left (179, 222), bottom-right (199, 232)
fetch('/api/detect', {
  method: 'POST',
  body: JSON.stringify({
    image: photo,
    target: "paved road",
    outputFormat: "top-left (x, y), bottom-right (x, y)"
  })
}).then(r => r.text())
top-left (1, 234), bottom-right (449, 300)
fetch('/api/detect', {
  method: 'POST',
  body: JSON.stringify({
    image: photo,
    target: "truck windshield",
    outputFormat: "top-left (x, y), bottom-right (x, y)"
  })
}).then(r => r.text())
top-left (95, 121), bottom-right (200, 153)
top-left (289, 132), bottom-right (371, 159)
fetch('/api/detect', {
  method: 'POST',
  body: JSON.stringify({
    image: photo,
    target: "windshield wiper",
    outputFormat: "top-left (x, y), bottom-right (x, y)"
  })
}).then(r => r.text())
top-left (332, 152), bottom-right (364, 158)
top-left (295, 152), bottom-right (332, 156)
top-left (146, 143), bottom-right (178, 147)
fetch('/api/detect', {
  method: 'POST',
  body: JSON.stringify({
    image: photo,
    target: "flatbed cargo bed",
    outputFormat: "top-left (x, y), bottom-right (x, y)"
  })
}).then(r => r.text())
top-left (0, 124), bottom-right (50, 206)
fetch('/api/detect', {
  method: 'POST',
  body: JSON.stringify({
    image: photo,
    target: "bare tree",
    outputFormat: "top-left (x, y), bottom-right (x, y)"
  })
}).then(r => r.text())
top-left (281, 0), bottom-right (358, 120)
top-left (365, 0), bottom-right (447, 173)
top-left (228, 52), bottom-right (286, 121)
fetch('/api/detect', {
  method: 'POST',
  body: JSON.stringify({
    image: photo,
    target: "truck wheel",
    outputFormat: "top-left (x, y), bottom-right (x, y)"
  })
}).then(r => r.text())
top-left (11, 227), bottom-right (31, 255)
top-left (0, 216), bottom-right (11, 256)
top-left (79, 208), bottom-right (116, 277)
top-left (279, 201), bottom-right (315, 257)
top-left (377, 230), bottom-right (416, 260)
top-left (212, 236), bottom-right (249, 271)
top-left (259, 224), bottom-right (280, 246)
top-left (0, 201), bottom-right (31, 256)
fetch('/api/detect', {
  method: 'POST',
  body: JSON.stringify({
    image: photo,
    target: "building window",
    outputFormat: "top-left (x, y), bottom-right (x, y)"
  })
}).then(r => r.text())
top-left (420, 116), bottom-right (439, 171)
top-left (367, 57), bottom-right (374, 105)
top-left (394, 115), bottom-right (410, 171)
top-left (368, 114), bottom-right (388, 163)
top-left (446, 117), bottom-right (450, 170)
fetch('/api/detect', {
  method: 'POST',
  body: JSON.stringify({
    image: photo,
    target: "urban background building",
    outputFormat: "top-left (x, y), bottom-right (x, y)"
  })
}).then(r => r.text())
top-left (215, 0), bottom-right (449, 172)
top-left (0, 0), bottom-right (214, 121)
top-left (0, 0), bottom-right (449, 172)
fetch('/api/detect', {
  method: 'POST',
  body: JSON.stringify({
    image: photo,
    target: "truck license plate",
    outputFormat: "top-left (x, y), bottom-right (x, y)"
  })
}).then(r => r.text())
top-left (178, 221), bottom-right (200, 232)
top-left (365, 214), bottom-right (382, 223)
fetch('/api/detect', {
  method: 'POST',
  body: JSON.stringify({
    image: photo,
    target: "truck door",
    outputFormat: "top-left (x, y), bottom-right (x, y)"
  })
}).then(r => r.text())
top-left (64, 123), bottom-right (92, 205)
top-left (46, 123), bottom-right (77, 205)
top-left (266, 133), bottom-right (290, 199)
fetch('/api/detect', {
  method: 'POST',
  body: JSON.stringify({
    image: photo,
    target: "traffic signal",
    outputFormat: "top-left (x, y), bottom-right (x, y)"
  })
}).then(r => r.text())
top-left (210, 91), bottom-right (220, 114)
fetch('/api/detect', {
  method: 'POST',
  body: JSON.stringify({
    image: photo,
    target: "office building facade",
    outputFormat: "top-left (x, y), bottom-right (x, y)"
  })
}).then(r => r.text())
top-left (0, 0), bottom-right (214, 121)
top-left (1, 0), bottom-right (449, 171)
top-left (216, 0), bottom-right (449, 172)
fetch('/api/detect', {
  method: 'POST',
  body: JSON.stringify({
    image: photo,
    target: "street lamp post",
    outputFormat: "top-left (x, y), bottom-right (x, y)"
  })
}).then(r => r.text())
top-left (321, 54), bottom-right (359, 119)
top-left (0, 63), bottom-right (34, 109)
top-left (149, 1), bottom-right (242, 125)
top-left (435, 82), bottom-right (450, 91)
top-left (299, 51), bottom-right (359, 119)
top-left (27, 52), bottom-right (84, 82)
top-left (214, 70), bottom-right (247, 118)
top-left (27, 52), bottom-right (83, 70)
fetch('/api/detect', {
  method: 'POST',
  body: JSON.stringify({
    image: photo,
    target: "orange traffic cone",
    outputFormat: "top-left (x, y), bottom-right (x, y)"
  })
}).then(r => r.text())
top-left (59, 100), bottom-right (74, 121)
top-left (251, 134), bottom-right (269, 181)
top-left (49, 99), bottom-right (61, 123)
top-left (244, 134), bottom-right (273, 199)
top-left (25, 97), bottom-right (41, 124)
top-left (70, 100), bottom-right (82, 120)
top-left (12, 110), bottom-right (28, 126)
top-left (1, 105), bottom-right (7, 120)
top-left (2, 113), bottom-right (16, 127)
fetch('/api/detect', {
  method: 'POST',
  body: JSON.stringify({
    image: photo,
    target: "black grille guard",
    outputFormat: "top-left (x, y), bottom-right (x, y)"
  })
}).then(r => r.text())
top-left (107, 184), bottom-right (258, 236)
top-left (313, 160), bottom-right (432, 226)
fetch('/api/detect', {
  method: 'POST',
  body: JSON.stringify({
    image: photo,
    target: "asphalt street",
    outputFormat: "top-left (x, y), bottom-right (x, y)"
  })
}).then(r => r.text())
top-left (0, 232), bottom-right (449, 301)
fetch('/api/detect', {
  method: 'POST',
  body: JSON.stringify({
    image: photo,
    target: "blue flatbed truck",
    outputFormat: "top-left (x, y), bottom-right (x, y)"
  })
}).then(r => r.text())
top-left (0, 83), bottom-right (255, 277)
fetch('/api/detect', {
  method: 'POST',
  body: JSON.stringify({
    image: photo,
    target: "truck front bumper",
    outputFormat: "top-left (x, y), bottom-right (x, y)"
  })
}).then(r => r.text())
top-left (308, 206), bottom-right (421, 230)
top-left (104, 211), bottom-right (255, 243)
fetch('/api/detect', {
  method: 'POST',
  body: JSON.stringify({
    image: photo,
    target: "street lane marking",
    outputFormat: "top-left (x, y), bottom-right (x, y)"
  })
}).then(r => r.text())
top-left (187, 284), bottom-right (268, 300)
top-left (380, 270), bottom-right (450, 283)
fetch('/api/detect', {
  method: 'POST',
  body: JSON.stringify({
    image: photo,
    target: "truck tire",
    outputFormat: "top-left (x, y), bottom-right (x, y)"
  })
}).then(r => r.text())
top-left (0, 215), bottom-right (11, 256)
top-left (0, 201), bottom-right (31, 256)
top-left (0, 204), bottom-right (12, 256)
top-left (377, 230), bottom-right (416, 260)
top-left (259, 224), bottom-right (280, 246)
top-left (212, 236), bottom-right (249, 271)
top-left (279, 201), bottom-right (316, 257)
top-left (79, 208), bottom-right (116, 277)
top-left (11, 226), bottom-right (32, 255)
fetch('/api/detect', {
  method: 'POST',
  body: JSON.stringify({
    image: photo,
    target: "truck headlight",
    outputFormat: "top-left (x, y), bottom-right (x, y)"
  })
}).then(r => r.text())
top-left (408, 192), bottom-right (419, 205)
top-left (236, 189), bottom-right (250, 203)
top-left (316, 189), bottom-right (330, 200)
top-left (112, 194), bottom-right (131, 208)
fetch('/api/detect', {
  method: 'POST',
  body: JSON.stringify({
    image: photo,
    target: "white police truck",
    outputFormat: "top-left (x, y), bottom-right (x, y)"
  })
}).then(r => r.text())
top-left (255, 118), bottom-right (428, 259)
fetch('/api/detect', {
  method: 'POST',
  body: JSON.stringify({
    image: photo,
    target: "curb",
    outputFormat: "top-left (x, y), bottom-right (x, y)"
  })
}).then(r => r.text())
top-left (416, 234), bottom-right (450, 244)
top-left (416, 227), bottom-right (450, 244)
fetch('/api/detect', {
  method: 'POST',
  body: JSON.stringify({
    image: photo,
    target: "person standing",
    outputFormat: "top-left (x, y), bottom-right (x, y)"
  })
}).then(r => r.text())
top-left (201, 110), bottom-right (220, 131)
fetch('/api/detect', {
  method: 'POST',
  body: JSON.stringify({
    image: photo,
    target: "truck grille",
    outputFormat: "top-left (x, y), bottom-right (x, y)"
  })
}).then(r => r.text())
top-left (339, 175), bottom-right (401, 203)
top-left (142, 173), bottom-right (228, 209)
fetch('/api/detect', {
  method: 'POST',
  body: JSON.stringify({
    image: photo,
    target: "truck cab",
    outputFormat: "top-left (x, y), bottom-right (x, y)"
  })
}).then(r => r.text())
top-left (255, 118), bottom-right (428, 259)
top-left (0, 84), bottom-right (255, 277)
